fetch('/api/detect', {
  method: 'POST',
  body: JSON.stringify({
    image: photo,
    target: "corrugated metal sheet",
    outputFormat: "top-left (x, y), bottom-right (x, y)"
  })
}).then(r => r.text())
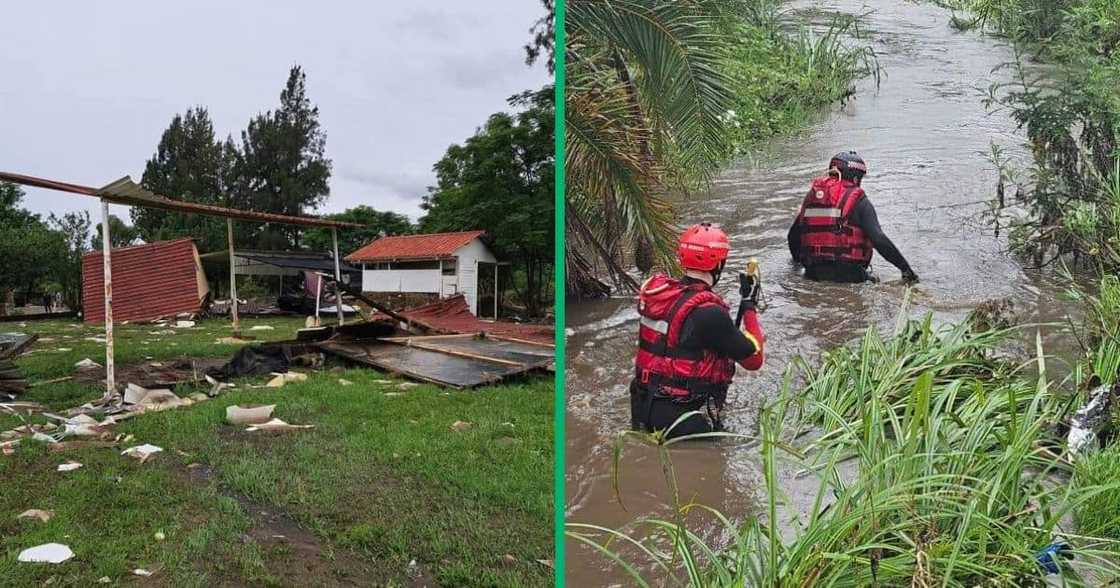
top-left (345, 231), bottom-right (485, 262)
top-left (82, 239), bottom-right (208, 323)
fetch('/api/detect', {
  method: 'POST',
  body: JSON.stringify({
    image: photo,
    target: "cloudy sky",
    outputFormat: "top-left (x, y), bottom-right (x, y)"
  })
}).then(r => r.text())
top-left (0, 1), bottom-right (550, 225)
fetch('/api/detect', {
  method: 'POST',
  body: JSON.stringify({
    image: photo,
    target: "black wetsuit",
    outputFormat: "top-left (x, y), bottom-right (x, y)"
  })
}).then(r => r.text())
top-left (630, 278), bottom-right (760, 437)
top-left (787, 196), bottom-right (913, 282)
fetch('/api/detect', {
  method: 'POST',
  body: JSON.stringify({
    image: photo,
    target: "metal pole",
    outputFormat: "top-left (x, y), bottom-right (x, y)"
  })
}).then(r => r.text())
top-left (332, 227), bottom-right (343, 326)
top-left (227, 218), bottom-right (240, 337)
top-left (100, 199), bottom-right (115, 400)
top-left (494, 263), bottom-right (499, 320)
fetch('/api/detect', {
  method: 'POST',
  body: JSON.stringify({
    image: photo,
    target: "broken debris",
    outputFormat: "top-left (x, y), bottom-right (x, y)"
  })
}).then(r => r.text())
top-left (226, 404), bottom-right (276, 425)
top-left (246, 418), bottom-right (314, 432)
top-left (56, 461), bottom-right (82, 472)
top-left (18, 543), bottom-right (74, 564)
top-left (121, 444), bottom-right (163, 463)
top-left (266, 371), bottom-right (307, 388)
top-left (17, 509), bottom-right (54, 523)
top-left (74, 358), bottom-right (101, 369)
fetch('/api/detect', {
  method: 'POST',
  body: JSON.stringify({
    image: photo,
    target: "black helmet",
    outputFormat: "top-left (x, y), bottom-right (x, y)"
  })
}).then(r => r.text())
top-left (829, 151), bottom-right (867, 180)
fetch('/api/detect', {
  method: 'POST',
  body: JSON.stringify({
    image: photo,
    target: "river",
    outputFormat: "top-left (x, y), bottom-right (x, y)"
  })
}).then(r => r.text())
top-left (563, 0), bottom-right (1076, 584)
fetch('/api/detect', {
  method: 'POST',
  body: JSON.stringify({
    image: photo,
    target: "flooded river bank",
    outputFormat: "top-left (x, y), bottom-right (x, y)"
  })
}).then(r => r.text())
top-left (564, 0), bottom-right (1078, 584)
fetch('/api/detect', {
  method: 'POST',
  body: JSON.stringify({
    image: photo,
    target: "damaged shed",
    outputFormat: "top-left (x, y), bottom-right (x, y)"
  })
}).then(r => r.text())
top-left (81, 238), bottom-right (209, 323)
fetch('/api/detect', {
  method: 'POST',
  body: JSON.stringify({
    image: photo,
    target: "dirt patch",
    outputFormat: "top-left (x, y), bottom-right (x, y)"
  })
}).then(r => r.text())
top-left (73, 358), bottom-right (226, 389)
top-left (183, 462), bottom-right (386, 587)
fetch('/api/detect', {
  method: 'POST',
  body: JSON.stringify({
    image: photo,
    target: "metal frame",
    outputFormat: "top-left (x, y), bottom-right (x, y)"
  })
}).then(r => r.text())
top-left (0, 170), bottom-right (362, 400)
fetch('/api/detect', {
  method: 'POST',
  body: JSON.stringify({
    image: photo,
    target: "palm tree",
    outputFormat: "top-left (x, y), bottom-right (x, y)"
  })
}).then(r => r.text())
top-left (566, 0), bottom-right (739, 295)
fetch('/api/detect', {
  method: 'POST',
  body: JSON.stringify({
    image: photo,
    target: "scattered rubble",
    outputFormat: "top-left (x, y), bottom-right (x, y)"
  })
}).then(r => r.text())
top-left (18, 543), bottom-right (74, 564)
top-left (245, 418), bottom-right (314, 432)
top-left (56, 462), bottom-right (82, 472)
top-left (17, 509), bottom-right (54, 523)
top-left (121, 444), bottom-right (163, 462)
top-left (226, 405), bottom-right (275, 425)
top-left (266, 371), bottom-right (307, 388)
top-left (74, 358), bottom-right (101, 369)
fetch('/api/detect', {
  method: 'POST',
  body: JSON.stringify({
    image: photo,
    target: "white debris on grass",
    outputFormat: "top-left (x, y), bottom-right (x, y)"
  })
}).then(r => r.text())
top-left (266, 371), bottom-right (307, 388)
top-left (74, 358), bottom-right (101, 369)
top-left (249, 325), bottom-right (274, 331)
top-left (226, 405), bottom-right (275, 425)
top-left (56, 462), bottom-right (82, 472)
top-left (18, 543), bottom-right (74, 564)
top-left (245, 418), bottom-right (314, 432)
top-left (121, 444), bottom-right (163, 462)
top-left (17, 509), bottom-right (54, 522)
top-left (173, 320), bottom-right (195, 328)
top-left (338, 378), bottom-right (353, 386)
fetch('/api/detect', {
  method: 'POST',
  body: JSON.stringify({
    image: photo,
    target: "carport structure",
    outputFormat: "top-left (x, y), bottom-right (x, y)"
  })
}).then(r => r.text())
top-left (0, 170), bottom-right (361, 400)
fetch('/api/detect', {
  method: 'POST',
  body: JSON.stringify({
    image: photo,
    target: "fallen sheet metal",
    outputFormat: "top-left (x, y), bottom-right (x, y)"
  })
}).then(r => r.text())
top-left (0, 333), bottom-right (38, 360)
top-left (316, 333), bottom-right (553, 388)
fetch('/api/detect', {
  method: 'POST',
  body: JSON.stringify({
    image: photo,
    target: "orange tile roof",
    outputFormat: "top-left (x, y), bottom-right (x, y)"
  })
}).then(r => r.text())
top-left (345, 230), bottom-right (486, 263)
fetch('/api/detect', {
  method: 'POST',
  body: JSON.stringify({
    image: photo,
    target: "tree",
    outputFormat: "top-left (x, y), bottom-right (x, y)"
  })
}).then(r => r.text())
top-left (525, 0), bottom-right (555, 73)
top-left (91, 214), bottom-right (140, 249)
top-left (303, 206), bottom-right (414, 257)
top-left (420, 87), bottom-right (554, 317)
top-left (0, 183), bottom-right (70, 308)
top-left (231, 65), bottom-right (332, 249)
top-left (47, 211), bottom-right (92, 311)
top-left (135, 107), bottom-right (230, 252)
top-left (566, 0), bottom-right (736, 293)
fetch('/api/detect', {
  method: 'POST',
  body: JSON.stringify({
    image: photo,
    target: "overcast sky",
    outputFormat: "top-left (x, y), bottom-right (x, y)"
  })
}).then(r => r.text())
top-left (0, 1), bottom-right (550, 226)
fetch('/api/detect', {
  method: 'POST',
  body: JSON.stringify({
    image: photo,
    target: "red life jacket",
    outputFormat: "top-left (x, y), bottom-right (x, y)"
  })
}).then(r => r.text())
top-left (634, 274), bottom-right (735, 400)
top-left (795, 176), bottom-right (873, 266)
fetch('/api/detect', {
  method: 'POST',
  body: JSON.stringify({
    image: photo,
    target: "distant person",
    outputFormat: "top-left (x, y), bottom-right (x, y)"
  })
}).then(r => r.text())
top-left (788, 151), bottom-right (918, 284)
top-left (631, 223), bottom-right (765, 438)
top-left (41, 293), bottom-right (52, 313)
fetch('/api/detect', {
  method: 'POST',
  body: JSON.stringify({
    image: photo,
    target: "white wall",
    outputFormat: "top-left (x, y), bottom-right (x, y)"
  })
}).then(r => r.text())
top-left (361, 268), bottom-right (441, 293)
top-left (453, 239), bottom-right (497, 315)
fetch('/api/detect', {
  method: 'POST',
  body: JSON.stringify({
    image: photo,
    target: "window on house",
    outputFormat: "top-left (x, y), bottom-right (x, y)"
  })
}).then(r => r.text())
top-left (442, 259), bottom-right (457, 275)
top-left (393, 260), bottom-right (441, 270)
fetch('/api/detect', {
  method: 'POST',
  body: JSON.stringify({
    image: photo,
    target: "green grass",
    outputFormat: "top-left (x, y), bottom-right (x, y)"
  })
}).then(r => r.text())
top-left (1, 318), bottom-right (554, 587)
top-left (0, 316), bottom-right (305, 431)
top-left (1073, 446), bottom-right (1120, 541)
top-left (572, 308), bottom-right (1120, 585)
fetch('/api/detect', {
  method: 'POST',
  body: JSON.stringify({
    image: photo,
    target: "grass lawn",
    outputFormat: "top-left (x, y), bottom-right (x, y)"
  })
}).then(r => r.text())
top-left (0, 318), bottom-right (554, 587)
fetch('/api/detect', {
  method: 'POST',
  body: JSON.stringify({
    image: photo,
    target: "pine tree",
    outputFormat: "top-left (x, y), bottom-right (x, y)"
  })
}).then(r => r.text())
top-left (135, 107), bottom-right (229, 251)
top-left (231, 65), bottom-right (332, 249)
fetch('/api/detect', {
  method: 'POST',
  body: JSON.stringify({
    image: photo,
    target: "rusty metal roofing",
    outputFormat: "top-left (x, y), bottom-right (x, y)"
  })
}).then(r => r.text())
top-left (0, 171), bottom-right (361, 228)
top-left (345, 230), bottom-right (486, 262)
top-left (82, 239), bottom-right (208, 323)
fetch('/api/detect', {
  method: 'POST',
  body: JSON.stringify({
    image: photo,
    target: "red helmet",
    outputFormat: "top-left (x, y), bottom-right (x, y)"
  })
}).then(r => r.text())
top-left (677, 223), bottom-right (730, 271)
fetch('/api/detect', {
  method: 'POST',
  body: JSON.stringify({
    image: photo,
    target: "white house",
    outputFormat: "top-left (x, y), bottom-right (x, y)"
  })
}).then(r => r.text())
top-left (345, 230), bottom-right (498, 316)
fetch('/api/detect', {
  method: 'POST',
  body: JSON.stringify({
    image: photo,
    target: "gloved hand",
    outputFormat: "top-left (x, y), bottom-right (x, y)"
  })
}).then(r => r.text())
top-left (901, 269), bottom-right (919, 284)
top-left (739, 271), bottom-right (760, 309)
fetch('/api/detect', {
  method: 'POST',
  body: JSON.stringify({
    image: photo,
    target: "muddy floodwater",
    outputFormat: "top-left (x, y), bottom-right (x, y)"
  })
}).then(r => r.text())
top-left (564, 1), bottom-right (1079, 584)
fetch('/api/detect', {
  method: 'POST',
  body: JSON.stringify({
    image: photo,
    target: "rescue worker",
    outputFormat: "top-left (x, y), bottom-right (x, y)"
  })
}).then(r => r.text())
top-left (631, 223), bottom-right (765, 438)
top-left (788, 151), bottom-right (919, 284)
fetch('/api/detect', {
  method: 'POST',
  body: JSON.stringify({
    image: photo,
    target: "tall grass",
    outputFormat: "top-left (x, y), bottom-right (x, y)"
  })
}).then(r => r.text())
top-left (720, 11), bottom-right (881, 152)
top-left (938, 0), bottom-right (1120, 272)
top-left (569, 311), bottom-right (1120, 585)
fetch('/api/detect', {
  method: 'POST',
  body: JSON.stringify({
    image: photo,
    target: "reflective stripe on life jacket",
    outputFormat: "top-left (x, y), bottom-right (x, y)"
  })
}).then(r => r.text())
top-left (634, 274), bottom-right (735, 399)
top-left (795, 177), bottom-right (874, 266)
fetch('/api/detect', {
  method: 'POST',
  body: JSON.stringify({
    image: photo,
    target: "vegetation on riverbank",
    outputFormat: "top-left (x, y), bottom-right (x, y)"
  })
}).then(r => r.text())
top-left (572, 288), bottom-right (1120, 585)
top-left (565, 0), bottom-right (878, 295)
top-left (933, 0), bottom-right (1120, 271)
